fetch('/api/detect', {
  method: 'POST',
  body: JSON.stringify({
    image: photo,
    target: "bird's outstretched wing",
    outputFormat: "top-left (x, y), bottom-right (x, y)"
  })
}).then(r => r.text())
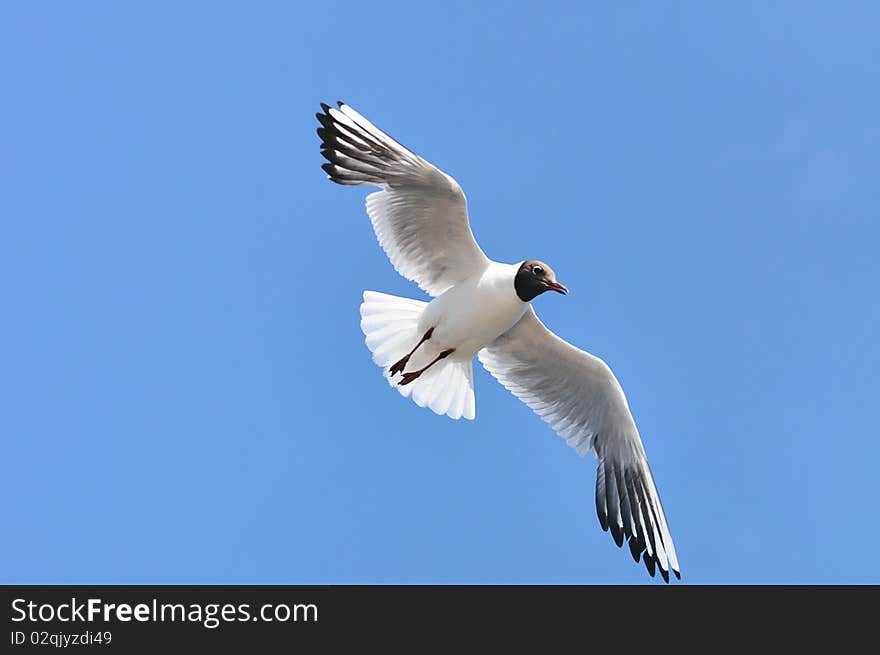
top-left (478, 308), bottom-right (680, 581)
top-left (317, 102), bottom-right (490, 297)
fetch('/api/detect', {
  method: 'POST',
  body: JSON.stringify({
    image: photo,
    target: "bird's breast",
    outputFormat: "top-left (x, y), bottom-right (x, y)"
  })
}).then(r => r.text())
top-left (420, 264), bottom-right (527, 359)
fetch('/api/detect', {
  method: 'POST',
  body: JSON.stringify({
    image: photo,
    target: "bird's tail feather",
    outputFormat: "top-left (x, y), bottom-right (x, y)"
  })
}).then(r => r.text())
top-left (360, 290), bottom-right (475, 420)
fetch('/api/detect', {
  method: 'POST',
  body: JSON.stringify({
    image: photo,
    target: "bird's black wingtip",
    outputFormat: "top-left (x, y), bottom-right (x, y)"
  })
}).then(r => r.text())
top-left (610, 524), bottom-right (624, 548)
top-left (319, 102), bottom-right (331, 113)
top-left (673, 569), bottom-right (681, 580)
top-left (628, 538), bottom-right (641, 563)
top-left (659, 567), bottom-right (670, 584)
top-left (336, 100), bottom-right (345, 108)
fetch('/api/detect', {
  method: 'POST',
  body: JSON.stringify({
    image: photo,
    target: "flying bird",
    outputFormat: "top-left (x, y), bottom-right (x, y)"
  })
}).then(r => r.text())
top-left (316, 101), bottom-right (680, 582)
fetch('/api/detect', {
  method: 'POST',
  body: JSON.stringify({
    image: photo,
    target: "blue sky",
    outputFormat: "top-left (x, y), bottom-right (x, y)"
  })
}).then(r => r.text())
top-left (2, 2), bottom-right (879, 584)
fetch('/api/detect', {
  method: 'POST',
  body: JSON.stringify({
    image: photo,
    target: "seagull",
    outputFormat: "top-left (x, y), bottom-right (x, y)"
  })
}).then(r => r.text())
top-left (316, 101), bottom-right (680, 582)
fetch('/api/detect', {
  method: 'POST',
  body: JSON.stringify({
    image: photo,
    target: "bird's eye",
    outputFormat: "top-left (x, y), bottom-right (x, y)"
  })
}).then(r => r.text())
top-left (532, 265), bottom-right (544, 276)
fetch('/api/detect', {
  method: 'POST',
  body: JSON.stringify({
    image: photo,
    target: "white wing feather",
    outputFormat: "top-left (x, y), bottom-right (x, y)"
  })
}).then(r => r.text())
top-left (478, 308), bottom-right (680, 581)
top-left (317, 102), bottom-right (490, 296)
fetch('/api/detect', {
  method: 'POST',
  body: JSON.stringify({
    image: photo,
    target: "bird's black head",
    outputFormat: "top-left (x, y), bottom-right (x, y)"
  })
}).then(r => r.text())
top-left (514, 260), bottom-right (568, 302)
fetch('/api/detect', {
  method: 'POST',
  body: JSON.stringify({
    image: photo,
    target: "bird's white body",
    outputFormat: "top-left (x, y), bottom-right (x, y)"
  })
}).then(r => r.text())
top-left (420, 262), bottom-right (527, 361)
top-left (360, 262), bottom-right (529, 422)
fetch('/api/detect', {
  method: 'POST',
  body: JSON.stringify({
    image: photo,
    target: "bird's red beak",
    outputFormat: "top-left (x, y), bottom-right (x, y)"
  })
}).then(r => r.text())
top-left (544, 280), bottom-right (568, 295)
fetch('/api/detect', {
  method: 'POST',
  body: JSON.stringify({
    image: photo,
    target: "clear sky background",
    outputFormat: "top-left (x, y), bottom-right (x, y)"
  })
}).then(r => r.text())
top-left (3, 2), bottom-right (879, 584)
